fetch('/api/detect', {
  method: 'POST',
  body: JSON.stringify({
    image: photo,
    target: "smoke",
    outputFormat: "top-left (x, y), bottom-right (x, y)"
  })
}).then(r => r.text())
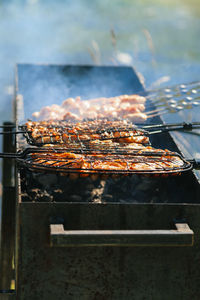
top-left (0, 0), bottom-right (100, 121)
top-left (16, 64), bottom-right (144, 121)
top-left (0, 0), bottom-right (199, 122)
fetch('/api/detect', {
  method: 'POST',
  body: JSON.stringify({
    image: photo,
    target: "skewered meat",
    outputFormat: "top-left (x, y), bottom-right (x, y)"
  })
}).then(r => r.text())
top-left (123, 113), bottom-right (148, 123)
top-left (32, 94), bottom-right (147, 123)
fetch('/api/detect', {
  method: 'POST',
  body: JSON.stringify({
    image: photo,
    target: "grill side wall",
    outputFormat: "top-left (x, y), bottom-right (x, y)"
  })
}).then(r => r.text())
top-left (16, 202), bottom-right (200, 300)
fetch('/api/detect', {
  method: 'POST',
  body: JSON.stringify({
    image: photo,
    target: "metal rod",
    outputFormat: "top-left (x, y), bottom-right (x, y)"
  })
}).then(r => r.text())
top-left (0, 125), bottom-right (16, 128)
top-left (187, 159), bottom-right (200, 170)
top-left (138, 122), bottom-right (200, 129)
top-left (144, 80), bottom-right (200, 97)
top-left (0, 131), bottom-right (25, 135)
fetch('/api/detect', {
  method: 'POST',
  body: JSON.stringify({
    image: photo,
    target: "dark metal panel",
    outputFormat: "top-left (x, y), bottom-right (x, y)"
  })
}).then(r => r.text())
top-left (17, 202), bottom-right (200, 300)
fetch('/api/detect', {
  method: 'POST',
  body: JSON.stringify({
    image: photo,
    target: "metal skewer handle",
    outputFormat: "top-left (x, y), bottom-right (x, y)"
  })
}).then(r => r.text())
top-left (140, 122), bottom-right (200, 131)
top-left (188, 159), bottom-right (200, 170)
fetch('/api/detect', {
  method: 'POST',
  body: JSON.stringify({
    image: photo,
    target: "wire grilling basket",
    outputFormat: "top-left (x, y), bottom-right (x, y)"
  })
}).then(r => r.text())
top-left (19, 148), bottom-right (192, 176)
top-left (0, 146), bottom-right (194, 177)
top-left (22, 120), bottom-right (149, 146)
top-left (0, 119), bottom-right (199, 177)
top-left (1, 120), bottom-right (200, 146)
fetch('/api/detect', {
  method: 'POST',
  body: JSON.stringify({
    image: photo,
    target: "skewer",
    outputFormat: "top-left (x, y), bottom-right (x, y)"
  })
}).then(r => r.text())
top-left (146, 111), bottom-right (170, 118)
top-left (144, 80), bottom-right (200, 97)
top-left (0, 125), bottom-right (16, 128)
top-left (145, 107), bottom-right (166, 115)
top-left (145, 93), bottom-right (200, 110)
top-left (145, 99), bottom-right (200, 118)
top-left (143, 81), bottom-right (200, 110)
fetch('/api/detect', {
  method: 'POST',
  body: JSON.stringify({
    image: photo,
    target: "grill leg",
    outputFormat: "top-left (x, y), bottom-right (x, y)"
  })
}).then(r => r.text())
top-left (0, 122), bottom-right (15, 290)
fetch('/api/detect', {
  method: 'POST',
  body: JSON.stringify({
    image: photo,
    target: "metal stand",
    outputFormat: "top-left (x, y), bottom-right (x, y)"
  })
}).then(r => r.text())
top-left (0, 122), bottom-right (16, 297)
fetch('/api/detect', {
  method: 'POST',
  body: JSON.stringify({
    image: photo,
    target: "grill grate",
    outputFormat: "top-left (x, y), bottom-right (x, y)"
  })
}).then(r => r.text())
top-left (17, 148), bottom-right (192, 176)
top-left (22, 120), bottom-right (149, 146)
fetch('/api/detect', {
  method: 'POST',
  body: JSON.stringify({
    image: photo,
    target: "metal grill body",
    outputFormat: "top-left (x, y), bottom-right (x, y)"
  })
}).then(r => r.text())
top-left (2, 64), bottom-right (200, 300)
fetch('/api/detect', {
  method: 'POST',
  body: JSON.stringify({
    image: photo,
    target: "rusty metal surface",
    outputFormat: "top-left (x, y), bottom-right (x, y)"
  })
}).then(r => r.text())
top-left (16, 202), bottom-right (200, 300)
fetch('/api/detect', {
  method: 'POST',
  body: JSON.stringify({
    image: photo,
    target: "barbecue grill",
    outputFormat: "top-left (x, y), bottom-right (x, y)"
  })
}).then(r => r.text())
top-left (1, 64), bottom-right (200, 300)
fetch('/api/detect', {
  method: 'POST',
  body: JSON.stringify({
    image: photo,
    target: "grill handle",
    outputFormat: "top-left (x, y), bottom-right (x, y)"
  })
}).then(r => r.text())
top-left (0, 148), bottom-right (33, 159)
top-left (0, 153), bottom-right (22, 158)
top-left (188, 159), bottom-right (200, 170)
top-left (50, 223), bottom-right (193, 247)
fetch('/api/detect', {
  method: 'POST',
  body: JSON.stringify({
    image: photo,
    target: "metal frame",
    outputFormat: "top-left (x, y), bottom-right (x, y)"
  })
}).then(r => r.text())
top-left (21, 150), bottom-right (192, 176)
top-left (0, 122), bottom-right (16, 298)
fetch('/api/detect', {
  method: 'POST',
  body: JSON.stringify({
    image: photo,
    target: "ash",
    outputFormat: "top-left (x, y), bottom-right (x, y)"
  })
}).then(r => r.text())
top-left (20, 168), bottom-right (184, 203)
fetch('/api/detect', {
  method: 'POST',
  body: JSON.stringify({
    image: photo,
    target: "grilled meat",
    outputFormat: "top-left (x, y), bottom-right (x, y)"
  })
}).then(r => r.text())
top-left (27, 148), bottom-right (185, 176)
top-left (22, 119), bottom-right (187, 177)
top-left (25, 120), bottom-right (149, 145)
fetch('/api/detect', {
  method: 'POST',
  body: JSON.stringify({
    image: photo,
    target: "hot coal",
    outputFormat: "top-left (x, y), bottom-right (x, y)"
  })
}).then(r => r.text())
top-left (19, 168), bottom-right (192, 204)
